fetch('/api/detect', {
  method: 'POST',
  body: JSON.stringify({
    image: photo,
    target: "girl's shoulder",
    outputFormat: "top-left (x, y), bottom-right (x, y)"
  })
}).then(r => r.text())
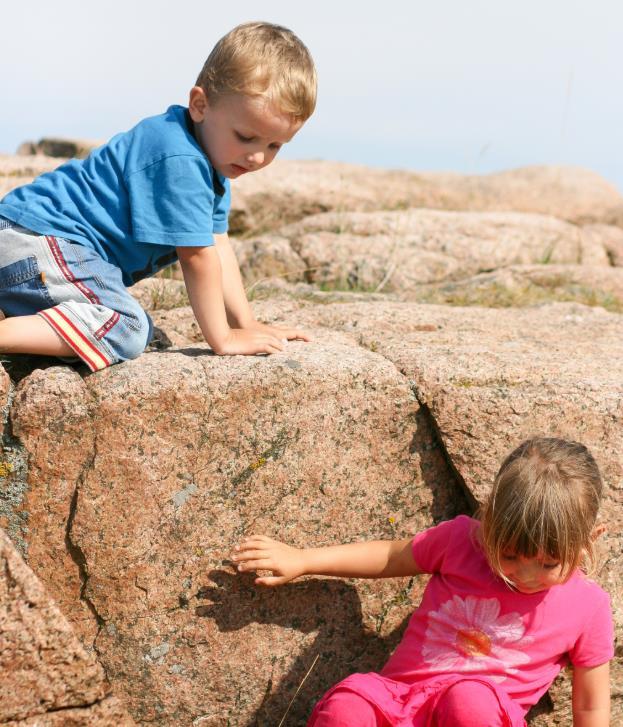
top-left (411, 515), bottom-right (483, 574)
top-left (563, 570), bottom-right (611, 602)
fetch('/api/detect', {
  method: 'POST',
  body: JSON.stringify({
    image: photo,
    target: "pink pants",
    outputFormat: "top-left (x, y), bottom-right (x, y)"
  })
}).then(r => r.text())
top-left (309, 680), bottom-right (510, 726)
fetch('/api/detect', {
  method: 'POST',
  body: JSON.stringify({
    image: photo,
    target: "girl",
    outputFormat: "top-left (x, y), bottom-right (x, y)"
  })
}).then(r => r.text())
top-left (232, 438), bottom-right (613, 726)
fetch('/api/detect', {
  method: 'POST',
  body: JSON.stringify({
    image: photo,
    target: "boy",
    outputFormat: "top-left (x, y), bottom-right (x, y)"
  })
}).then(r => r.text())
top-left (0, 22), bottom-right (316, 371)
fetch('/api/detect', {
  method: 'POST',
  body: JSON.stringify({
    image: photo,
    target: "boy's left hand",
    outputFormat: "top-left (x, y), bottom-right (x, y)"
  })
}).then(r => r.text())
top-left (244, 320), bottom-right (311, 342)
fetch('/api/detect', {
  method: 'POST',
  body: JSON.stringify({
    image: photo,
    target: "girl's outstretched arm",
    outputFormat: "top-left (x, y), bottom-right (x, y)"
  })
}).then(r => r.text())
top-left (231, 535), bottom-right (421, 587)
top-left (572, 662), bottom-right (610, 726)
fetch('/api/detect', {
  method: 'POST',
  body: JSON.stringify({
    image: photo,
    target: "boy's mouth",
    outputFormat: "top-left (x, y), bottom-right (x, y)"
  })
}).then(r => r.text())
top-left (230, 163), bottom-right (249, 175)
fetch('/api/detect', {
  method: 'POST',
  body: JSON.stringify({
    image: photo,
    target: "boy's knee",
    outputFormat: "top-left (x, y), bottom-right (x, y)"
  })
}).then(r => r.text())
top-left (433, 680), bottom-right (507, 727)
top-left (115, 308), bottom-right (153, 361)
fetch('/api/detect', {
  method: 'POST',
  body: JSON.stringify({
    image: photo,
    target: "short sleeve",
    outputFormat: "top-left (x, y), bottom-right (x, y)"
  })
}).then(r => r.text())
top-left (127, 155), bottom-right (218, 246)
top-left (212, 178), bottom-right (231, 234)
top-left (568, 586), bottom-right (615, 667)
top-left (411, 516), bottom-right (470, 574)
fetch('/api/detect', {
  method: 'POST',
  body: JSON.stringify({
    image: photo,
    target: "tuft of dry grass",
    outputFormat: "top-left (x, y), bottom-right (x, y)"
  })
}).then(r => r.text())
top-left (413, 281), bottom-right (623, 313)
top-left (147, 278), bottom-right (189, 311)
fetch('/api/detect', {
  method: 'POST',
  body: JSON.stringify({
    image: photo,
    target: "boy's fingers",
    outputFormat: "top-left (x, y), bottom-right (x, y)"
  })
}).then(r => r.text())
top-left (275, 327), bottom-right (311, 341)
top-left (288, 329), bottom-right (312, 341)
top-left (265, 343), bottom-right (284, 355)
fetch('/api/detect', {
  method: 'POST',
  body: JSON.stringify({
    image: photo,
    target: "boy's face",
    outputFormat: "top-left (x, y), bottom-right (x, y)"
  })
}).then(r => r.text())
top-left (188, 87), bottom-right (303, 179)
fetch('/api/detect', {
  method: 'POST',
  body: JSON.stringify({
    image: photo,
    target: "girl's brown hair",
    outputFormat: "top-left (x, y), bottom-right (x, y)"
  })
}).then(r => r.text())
top-left (481, 437), bottom-right (602, 583)
top-left (196, 22), bottom-right (317, 122)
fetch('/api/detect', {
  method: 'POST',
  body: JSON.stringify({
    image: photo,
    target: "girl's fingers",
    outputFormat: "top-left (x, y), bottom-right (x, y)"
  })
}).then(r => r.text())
top-left (255, 575), bottom-right (287, 587)
top-left (237, 558), bottom-right (274, 572)
top-left (239, 535), bottom-right (273, 546)
top-left (233, 547), bottom-right (272, 562)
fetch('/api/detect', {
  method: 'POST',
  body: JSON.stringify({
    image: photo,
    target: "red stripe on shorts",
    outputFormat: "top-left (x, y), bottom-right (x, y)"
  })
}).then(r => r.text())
top-left (94, 311), bottom-right (120, 340)
top-left (46, 236), bottom-right (101, 305)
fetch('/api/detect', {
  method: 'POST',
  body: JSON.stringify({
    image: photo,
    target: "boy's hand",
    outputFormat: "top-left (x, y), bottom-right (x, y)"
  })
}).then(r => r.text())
top-left (216, 329), bottom-right (285, 356)
top-left (232, 535), bottom-right (306, 586)
top-left (243, 320), bottom-right (312, 343)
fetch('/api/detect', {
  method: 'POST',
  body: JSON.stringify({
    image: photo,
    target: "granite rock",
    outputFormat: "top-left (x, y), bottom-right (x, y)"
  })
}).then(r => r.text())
top-left (6, 343), bottom-right (466, 725)
top-left (234, 210), bottom-right (617, 293)
top-left (3, 297), bottom-right (621, 725)
top-left (0, 528), bottom-right (133, 725)
top-left (230, 161), bottom-right (623, 235)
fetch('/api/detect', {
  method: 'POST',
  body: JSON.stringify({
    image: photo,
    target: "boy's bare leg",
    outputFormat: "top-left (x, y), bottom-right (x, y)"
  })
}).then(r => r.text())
top-left (0, 315), bottom-right (74, 357)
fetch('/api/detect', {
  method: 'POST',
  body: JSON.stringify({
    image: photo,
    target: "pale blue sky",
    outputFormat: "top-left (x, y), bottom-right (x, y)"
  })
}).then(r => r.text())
top-left (2, 0), bottom-right (622, 191)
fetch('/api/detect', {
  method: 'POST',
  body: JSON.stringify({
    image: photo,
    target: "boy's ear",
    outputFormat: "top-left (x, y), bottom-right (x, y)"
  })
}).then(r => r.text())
top-left (188, 86), bottom-right (208, 122)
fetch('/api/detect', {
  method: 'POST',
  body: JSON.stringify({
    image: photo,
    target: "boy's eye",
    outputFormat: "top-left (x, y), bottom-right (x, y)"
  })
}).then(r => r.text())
top-left (269, 143), bottom-right (282, 151)
top-left (235, 132), bottom-right (254, 143)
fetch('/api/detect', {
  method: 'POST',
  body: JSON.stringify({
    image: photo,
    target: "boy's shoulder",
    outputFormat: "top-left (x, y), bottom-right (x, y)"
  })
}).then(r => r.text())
top-left (111, 105), bottom-right (210, 175)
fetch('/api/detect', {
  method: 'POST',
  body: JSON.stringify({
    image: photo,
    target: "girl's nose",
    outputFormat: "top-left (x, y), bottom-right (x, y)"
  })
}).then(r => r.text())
top-left (515, 560), bottom-right (538, 582)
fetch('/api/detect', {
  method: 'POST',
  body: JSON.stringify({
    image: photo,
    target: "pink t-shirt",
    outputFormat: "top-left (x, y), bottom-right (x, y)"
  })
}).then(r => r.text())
top-left (381, 516), bottom-right (614, 713)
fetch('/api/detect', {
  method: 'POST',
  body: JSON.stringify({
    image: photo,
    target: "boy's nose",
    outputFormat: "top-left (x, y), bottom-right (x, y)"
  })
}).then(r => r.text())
top-left (247, 151), bottom-right (264, 167)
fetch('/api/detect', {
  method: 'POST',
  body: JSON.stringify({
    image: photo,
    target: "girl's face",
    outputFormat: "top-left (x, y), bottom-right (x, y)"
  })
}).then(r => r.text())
top-left (499, 551), bottom-right (567, 594)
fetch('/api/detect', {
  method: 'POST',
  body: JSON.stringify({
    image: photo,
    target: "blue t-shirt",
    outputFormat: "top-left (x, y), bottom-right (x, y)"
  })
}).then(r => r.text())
top-left (0, 105), bottom-right (230, 285)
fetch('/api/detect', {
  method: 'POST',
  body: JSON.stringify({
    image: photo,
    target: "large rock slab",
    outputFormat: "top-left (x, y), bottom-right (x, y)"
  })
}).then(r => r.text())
top-left (2, 296), bottom-right (621, 725)
top-left (233, 210), bottom-right (619, 293)
top-left (230, 161), bottom-right (623, 235)
top-left (0, 528), bottom-right (133, 725)
top-left (7, 345), bottom-right (465, 725)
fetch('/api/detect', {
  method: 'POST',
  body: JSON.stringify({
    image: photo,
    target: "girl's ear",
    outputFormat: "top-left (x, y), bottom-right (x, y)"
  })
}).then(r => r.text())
top-left (591, 524), bottom-right (607, 541)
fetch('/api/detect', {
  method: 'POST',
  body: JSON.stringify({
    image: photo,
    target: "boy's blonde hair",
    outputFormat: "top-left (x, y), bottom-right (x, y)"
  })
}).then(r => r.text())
top-left (480, 437), bottom-right (602, 583)
top-left (196, 22), bottom-right (317, 122)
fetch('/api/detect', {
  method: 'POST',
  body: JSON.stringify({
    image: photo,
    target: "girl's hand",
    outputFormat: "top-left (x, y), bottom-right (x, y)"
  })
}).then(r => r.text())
top-left (231, 535), bottom-right (306, 586)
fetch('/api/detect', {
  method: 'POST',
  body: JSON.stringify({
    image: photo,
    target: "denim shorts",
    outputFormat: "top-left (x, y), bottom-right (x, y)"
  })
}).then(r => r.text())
top-left (0, 218), bottom-right (153, 371)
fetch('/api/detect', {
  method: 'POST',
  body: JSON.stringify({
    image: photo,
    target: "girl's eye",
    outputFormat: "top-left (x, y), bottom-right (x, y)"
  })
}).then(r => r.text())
top-left (543, 562), bottom-right (560, 570)
top-left (235, 132), bottom-right (254, 143)
top-left (501, 554), bottom-right (516, 561)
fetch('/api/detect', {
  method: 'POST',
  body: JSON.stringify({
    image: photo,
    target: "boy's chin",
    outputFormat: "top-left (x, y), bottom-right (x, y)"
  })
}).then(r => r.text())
top-left (225, 163), bottom-right (252, 178)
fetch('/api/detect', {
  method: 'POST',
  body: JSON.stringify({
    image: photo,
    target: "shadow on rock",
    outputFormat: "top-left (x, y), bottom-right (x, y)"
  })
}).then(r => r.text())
top-left (196, 569), bottom-right (411, 726)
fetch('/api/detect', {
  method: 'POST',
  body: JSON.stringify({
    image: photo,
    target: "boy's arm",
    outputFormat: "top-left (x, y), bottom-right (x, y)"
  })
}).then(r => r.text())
top-left (572, 662), bottom-right (610, 727)
top-left (213, 233), bottom-right (254, 328)
top-left (214, 233), bottom-right (311, 341)
top-left (177, 245), bottom-right (283, 355)
top-left (232, 535), bottom-right (421, 587)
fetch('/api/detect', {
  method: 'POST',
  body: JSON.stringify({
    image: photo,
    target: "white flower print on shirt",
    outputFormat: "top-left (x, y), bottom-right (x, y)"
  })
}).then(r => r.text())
top-left (422, 595), bottom-right (532, 682)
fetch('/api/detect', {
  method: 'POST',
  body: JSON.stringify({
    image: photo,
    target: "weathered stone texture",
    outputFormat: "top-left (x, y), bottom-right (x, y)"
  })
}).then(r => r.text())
top-left (230, 161), bottom-right (623, 234)
top-left (234, 210), bottom-right (620, 294)
top-left (0, 528), bottom-right (133, 725)
top-left (7, 344), bottom-right (466, 725)
top-left (3, 295), bottom-right (621, 725)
